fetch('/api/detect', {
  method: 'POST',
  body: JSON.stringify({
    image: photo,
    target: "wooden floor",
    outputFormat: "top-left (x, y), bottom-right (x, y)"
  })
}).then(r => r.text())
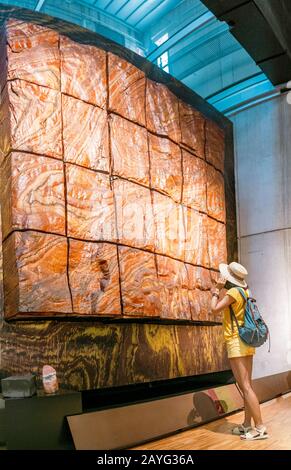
top-left (130, 392), bottom-right (291, 450)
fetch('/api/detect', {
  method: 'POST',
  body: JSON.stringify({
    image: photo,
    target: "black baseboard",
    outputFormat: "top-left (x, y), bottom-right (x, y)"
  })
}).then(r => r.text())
top-left (81, 370), bottom-right (235, 412)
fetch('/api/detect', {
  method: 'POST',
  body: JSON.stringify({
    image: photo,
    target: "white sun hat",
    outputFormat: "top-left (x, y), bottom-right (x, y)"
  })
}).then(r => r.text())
top-left (219, 261), bottom-right (248, 288)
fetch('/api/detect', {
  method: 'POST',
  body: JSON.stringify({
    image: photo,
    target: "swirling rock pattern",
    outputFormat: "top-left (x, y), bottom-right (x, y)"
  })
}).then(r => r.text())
top-left (156, 256), bottom-right (191, 320)
top-left (182, 149), bottom-right (207, 211)
top-left (63, 94), bottom-right (109, 172)
top-left (183, 208), bottom-right (209, 267)
top-left (7, 19), bottom-right (60, 90)
top-left (207, 218), bottom-right (227, 271)
top-left (108, 52), bottom-right (146, 126)
top-left (206, 163), bottom-right (226, 223)
top-left (66, 164), bottom-right (117, 242)
top-left (110, 114), bottom-right (150, 185)
top-left (0, 14), bottom-right (233, 389)
top-left (146, 79), bottom-right (181, 143)
top-left (1, 152), bottom-right (65, 239)
top-left (149, 134), bottom-right (182, 203)
top-left (69, 240), bottom-right (121, 316)
top-left (3, 231), bottom-right (72, 318)
top-left (2, 79), bottom-right (62, 158)
top-left (60, 35), bottom-right (107, 108)
top-left (206, 119), bottom-right (225, 173)
top-left (153, 191), bottom-right (185, 261)
top-left (118, 246), bottom-right (161, 317)
top-left (179, 100), bottom-right (205, 158)
top-left (113, 178), bottom-right (155, 251)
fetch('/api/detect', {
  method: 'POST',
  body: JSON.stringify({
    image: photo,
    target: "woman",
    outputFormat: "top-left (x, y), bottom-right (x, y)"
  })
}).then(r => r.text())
top-left (210, 261), bottom-right (268, 440)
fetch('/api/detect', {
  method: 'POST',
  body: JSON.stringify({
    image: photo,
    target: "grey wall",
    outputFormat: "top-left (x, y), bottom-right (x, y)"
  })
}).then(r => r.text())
top-left (231, 94), bottom-right (291, 379)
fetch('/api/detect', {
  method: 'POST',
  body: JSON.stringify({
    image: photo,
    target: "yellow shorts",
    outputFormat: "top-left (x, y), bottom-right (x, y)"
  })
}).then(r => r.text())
top-left (226, 336), bottom-right (256, 358)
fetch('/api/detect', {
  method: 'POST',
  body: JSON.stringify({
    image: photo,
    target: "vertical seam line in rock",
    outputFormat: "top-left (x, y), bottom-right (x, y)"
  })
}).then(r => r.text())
top-left (204, 119), bottom-right (211, 270)
top-left (178, 100), bottom-right (184, 206)
top-left (59, 34), bottom-right (72, 312)
top-left (106, 52), bottom-right (114, 189)
top-left (116, 245), bottom-right (124, 317)
top-left (66, 238), bottom-right (74, 314)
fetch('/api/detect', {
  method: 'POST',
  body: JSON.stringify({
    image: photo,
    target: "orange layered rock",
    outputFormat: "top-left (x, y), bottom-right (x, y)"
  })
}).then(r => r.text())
top-left (179, 100), bottom-right (205, 158)
top-left (110, 114), bottom-right (150, 185)
top-left (183, 208), bottom-right (209, 267)
top-left (69, 240), bottom-right (121, 316)
top-left (207, 217), bottom-right (227, 270)
top-left (6, 19), bottom-right (60, 90)
top-left (153, 191), bottom-right (185, 261)
top-left (0, 25), bottom-right (7, 93)
top-left (60, 35), bottom-right (107, 108)
top-left (113, 178), bottom-right (155, 251)
top-left (66, 164), bottom-right (117, 242)
top-left (206, 164), bottom-right (226, 223)
top-left (205, 120), bottom-right (225, 173)
top-left (1, 152), bottom-right (65, 239)
top-left (63, 94), bottom-right (109, 172)
top-left (156, 255), bottom-right (191, 320)
top-left (119, 246), bottom-right (161, 317)
top-left (2, 80), bottom-right (62, 158)
top-left (182, 149), bottom-right (207, 212)
top-left (109, 53), bottom-right (146, 126)
top-left (0, 85), bottom-right (11, 163)
top-left (6, 19), bottom-right (54, 41)
top-left (149, 134), bottom-right (182, 203)
top-left (3, 231), bottom-right (72, 318)
top-left (146, 79), bottom-right (181, 143)
top-left (186, 264), bottom-right (212, 321)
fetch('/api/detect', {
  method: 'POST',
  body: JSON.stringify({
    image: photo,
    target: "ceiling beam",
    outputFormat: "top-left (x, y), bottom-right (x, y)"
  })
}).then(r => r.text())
top-left (35, 0), bottom-right (46, 12)
top-left (146, 11), bottom-right (214, 62)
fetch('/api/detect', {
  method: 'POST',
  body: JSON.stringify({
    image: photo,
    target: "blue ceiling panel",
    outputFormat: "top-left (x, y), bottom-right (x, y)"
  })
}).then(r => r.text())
top-left (0, 0), bottom-right (274, 114)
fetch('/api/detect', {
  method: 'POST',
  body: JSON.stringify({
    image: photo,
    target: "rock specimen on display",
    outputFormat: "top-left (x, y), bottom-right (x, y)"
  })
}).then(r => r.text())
top-left (3, 231), bottom-right (72, 319)
top-left (156, 255), bottom-right (191, 320)
top-left (206, 163), bottom-right (226, 223)
top-left (149, 134), bottom-right (182, 202)
top-left (146, 79), bottom-right (181, 143)
top-left (153, 191), bottom-right (185, 261)
top-left (113, 178), bottom-right (155, 251)
top-left (66, 164), bottom-right (117, 242)
top-left (179, 100), bottom-right (205, 158)
top-left (0, 79), bottom-right (62, 159)
top-left (118, 246), bottom-right (161, 317)
top-left (205, 119), bottom-right (225, 173)
top-left (110, 113), bottom-right (150, 185)
top-left (6, 20), bottom-right (60, 90)
top-left (0, 18), bottom-right (228, 322)
top-left (1, 152), bottom-right (66, 239)
top-left (207, 218), bottom-right (227, 271)
top-left (69, 239), bottom-right (121, 315)
top-left (182, 149), bottom-right (207, 211)
top-left (108, 52), bottom-right (146, 126)
top-left (60, 35), bottom-right (107, 108)
top-left (63, 94), bottom-right (109, 172)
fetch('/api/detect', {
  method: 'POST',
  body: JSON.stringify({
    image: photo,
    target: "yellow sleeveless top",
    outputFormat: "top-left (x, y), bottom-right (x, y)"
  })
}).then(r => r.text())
top-left (223, 287), bottom-right (249, 342)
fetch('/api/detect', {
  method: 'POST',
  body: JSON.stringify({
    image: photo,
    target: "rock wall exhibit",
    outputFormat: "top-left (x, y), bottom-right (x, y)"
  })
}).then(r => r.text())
top-left (0, 8), bottom-right (236, 390)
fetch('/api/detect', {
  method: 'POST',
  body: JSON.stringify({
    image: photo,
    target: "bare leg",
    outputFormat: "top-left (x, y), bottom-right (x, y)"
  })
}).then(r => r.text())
top-left (229, 356), bottom-right (251, 427)
top-left (230, 356), bottom-right (263, 427)
top-left (242, 356), bottom-right (253, 427)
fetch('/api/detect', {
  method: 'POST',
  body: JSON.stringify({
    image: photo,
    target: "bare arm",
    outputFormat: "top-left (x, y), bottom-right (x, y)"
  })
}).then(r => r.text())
top-left (211, 294), bottom-right (234, 314)
top-left (210, 275), bottom-right (234, 315)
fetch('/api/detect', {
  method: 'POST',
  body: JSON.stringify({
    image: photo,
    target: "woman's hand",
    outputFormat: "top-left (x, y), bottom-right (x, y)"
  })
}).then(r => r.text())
top-left (215, 276), bottom-right (226, 290)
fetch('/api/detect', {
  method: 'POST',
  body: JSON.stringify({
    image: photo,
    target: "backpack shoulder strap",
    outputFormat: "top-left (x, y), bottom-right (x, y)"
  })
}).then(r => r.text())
top-left (236, 287), bottom-right (248, 302)
top-left (229, 287), bottom-right (247, 331)
top-left (229, 304), bottom-right (240, 331)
